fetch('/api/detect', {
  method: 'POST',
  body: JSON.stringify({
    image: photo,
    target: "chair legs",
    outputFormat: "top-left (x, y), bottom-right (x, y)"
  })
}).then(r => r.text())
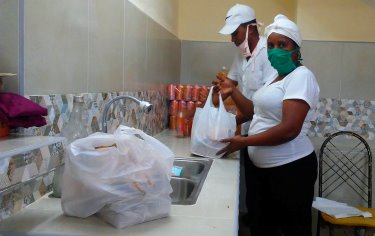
top-left (316, 216), bottom-right (321, 236)
top-left (354, 227), bottom-right (360, 236)
top-left (329, 225), bottom-right (334, 236)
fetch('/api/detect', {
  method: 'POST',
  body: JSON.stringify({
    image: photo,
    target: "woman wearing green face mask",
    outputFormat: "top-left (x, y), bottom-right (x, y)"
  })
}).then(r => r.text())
top-left (215, 14), bottom-right (320, 236)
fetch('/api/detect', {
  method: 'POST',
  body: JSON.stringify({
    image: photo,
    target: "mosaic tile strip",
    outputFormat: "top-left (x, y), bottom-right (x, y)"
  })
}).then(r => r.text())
top-left (307, 98), bottom-right (375, 140)
top-left (21, 89), bottom-right (168, 137)
top-left (0, 141), bottom-right (64, 220)
top-left (18, 95), bottom-right (375, 140)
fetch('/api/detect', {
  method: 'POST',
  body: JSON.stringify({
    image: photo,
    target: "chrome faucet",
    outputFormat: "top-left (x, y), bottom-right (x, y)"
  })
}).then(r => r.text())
top-left (101, 95), bottom-right (153, 133)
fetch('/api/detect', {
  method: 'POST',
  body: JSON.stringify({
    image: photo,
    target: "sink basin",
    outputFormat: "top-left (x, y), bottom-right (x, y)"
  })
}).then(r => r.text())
top-left (170, 177), bottom-right (195, 203)
top-left (170, 157), bottom-right (213, 205)
top-left (173, 159), bottom-right (206, 179)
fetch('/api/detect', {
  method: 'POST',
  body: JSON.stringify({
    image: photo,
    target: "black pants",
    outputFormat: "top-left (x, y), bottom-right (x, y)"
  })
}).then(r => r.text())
top-left (243, 150), bottom-right (317, 236)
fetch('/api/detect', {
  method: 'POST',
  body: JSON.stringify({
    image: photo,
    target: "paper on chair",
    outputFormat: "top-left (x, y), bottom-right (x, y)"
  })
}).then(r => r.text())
top-left (313, 197), bottom-right (372, 219)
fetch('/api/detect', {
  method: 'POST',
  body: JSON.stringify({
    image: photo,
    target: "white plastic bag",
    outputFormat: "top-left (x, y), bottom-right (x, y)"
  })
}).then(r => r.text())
top-left (61, 125), bottom-right (174, 229)
top-left (190, 87), bottom-right (236, 158)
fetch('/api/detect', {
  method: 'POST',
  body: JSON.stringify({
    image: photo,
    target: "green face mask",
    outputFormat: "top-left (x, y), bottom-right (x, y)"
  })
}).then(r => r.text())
top-left (267, 48), bottom-right (300, 76)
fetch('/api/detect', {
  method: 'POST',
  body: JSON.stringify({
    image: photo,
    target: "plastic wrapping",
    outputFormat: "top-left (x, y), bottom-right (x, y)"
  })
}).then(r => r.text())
top-left (190, 87), bottom-right (236, 158)
top-left (61, 125), bottom-right (174, 228)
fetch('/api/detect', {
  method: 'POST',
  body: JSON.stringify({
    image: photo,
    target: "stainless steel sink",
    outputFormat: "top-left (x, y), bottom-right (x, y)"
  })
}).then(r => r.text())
top-left (170, 157), bottom-right (213, 205)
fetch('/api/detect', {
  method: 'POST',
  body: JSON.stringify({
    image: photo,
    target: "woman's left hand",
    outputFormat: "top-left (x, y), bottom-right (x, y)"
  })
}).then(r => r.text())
top-left (216, 135), bottom-right (247, 156)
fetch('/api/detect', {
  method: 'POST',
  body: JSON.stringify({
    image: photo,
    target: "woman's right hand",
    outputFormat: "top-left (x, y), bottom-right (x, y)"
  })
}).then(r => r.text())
top-left (211, 73), bottom-right (237, 106)
top-left (216, 75), bottom-right (234, 98)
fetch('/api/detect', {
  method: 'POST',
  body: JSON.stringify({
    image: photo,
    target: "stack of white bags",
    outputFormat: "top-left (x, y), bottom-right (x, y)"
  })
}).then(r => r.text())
top-left (61, 125), bottom-right (174, 229)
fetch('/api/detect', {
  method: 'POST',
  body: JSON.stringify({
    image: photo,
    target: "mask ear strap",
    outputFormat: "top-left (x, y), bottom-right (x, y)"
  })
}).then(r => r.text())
top-left (294, 47), bottom-right (303, 62)
top-left (250, 21), bottom-right (264, 32)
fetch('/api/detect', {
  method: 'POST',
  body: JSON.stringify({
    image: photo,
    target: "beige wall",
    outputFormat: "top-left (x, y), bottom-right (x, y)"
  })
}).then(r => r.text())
top-left (297, 0), bottom-right (375, 42)
top-left (125, 0), bottom-right (375, 42)
top-left (178, 0), bottom-right (296, 42)
top-left (129, 0), bottom-right (179, 36)
top-left (178, 0), bottom-right (375, 43)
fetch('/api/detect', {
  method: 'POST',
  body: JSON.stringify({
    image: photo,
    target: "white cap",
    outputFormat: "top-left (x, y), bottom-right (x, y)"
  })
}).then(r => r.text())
top-left (219, 4), bottom-right (256, 35)
top-left (265, 14), bottom-right (302, 46)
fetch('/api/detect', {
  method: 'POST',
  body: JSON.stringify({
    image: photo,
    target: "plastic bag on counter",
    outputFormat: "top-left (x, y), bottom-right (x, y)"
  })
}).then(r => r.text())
top-left (190, 87), bottom-right (236, 158)
top-left (61, 125), bottom-right (174, 229)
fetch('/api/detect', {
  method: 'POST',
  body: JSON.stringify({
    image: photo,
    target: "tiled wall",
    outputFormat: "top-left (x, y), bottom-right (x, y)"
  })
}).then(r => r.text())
top-left (308, 98), bottom-right (375, 140)
top-left (22, 0), bottom-right (180, 96)
top-left (23, 90), bottom-right (168, 137)
top-left (0, 0), bottom-right (181, 96)
top-left (0, 140), bottom-right (64, 220)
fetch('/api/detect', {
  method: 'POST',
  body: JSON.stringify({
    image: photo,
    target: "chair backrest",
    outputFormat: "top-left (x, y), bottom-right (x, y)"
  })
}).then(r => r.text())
top-left (318, 131), bottom-right (373, 208)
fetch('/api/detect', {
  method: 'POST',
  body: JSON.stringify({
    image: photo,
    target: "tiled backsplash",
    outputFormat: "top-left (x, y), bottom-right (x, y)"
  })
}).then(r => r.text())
top-left (17, 93), bottom-right (375, 140)
top-left (21, 90), bottom-right (168, 137)
top-left (0, 137), bottom-right (65, 220)
top-left (308, 98), bottom-right (375, 140)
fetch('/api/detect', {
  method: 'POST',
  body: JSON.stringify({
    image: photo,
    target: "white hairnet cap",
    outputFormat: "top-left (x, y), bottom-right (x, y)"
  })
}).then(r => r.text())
top-left (265, 14), bottom-right (301, 47)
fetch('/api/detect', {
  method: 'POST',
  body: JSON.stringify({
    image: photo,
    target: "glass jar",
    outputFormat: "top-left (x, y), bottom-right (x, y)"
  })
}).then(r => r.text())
top-left (61, 95), bottom-right (89, 144)
top-left (53, 95), bottom-right (89, 198)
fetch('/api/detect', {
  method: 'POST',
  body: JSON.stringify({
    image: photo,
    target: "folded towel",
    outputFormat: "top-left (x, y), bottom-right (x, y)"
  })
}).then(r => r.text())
top-left (0, 109), bottom-right (47, 128)
top-left (0, 92), bottom-right (47, 118)
top-left (0, 93), bottom-right (48, 128)
top-left (9, 116), bottom-right (47, 128)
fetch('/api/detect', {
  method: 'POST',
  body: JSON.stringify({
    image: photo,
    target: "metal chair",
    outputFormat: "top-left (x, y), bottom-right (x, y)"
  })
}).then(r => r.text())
top-left (316, 131), bottom-right (375, 236)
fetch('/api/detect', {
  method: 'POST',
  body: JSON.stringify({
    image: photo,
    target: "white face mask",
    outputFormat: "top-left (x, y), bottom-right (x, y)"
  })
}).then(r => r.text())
top-left (237, 25), bottom-right (251, 58)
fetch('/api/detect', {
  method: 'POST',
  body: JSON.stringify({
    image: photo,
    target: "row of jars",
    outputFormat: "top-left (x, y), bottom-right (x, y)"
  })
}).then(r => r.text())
top-left (167, 84), bottom-right (210, 102)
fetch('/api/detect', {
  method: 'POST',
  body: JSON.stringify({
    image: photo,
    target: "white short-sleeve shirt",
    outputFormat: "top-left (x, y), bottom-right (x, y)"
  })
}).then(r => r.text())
top-left (227, 36), bottom-right (277, 134)
top-left (248, 66), bottom-right (320, 168)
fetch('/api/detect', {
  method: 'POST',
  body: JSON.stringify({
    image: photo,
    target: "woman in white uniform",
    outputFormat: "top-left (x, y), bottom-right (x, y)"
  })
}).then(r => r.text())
top-left (216, 14), bottom-right (320, 236)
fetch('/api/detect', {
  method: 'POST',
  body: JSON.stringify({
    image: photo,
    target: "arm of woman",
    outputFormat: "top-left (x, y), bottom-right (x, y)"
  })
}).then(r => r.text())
top-left (217, 98), bottom-right (310, 155)
top-left (229, 86), bottom-right (254, 121)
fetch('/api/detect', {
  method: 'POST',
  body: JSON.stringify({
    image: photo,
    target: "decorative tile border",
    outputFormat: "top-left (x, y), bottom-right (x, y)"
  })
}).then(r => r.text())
top-left (308, 98), bottom-right (375, 140)
top-left (16, 95), bottom-right (375, 140)
top-left (0, 141), bottom-right (64, 220)
top-left (21, 90), bottom-right (168, 137)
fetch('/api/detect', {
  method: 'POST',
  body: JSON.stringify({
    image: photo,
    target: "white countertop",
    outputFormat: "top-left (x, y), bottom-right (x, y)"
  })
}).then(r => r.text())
top-left (0, 135), bottom-right (65, 159)
top-left (0, 130), bottom-right (240, 236)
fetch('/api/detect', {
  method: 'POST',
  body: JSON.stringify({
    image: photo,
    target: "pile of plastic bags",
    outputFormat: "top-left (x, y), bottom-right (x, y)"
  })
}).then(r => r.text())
top-left (61, 125), bottom-right (174, 229)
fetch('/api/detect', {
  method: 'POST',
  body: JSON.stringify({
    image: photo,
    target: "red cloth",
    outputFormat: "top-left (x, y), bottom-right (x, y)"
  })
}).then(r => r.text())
top-left (0, 92), bottom-right (48, 128)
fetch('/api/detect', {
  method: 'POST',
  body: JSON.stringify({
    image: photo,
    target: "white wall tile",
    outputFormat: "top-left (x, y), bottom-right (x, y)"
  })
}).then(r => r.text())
top-left (24, 0), bottom-right (89, 95)
top-left (0, 0), bottom-right (19, 93)
top-left (124, 0), bottom-right (148, 91)
top-left (88, 0), bottom-right (124, 93)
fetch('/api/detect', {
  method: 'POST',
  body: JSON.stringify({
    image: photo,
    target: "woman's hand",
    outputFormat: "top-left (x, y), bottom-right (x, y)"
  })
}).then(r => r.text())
top-left (216, 135), bottom-right (247, 156)
top-left (211, 74), bottom-right (237, 107)
top-left (212, 73), bottom-right (236, 99)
